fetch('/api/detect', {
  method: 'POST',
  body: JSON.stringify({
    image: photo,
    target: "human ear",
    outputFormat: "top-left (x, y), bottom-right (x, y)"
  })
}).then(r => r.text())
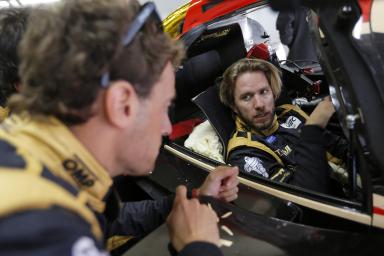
top-left (104, 80), bottom-right (139, 128)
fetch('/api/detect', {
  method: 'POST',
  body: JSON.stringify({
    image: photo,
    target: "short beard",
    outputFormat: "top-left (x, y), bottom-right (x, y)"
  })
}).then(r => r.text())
top-left (240, 110), bottom-right (275, 131)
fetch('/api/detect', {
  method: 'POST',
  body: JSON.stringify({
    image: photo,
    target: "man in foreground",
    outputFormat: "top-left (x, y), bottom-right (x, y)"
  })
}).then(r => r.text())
top-left (220, 58), bottom-right (346, 194)
top-left (0, 0), bottom-right (239, 255)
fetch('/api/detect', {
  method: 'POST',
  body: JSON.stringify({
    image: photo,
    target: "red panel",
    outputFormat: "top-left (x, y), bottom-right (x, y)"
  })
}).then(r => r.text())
top-left (373, 206), bottom-right (384, 216)
top-left (183, 0), bottom-right (259, 34)
top-left (170, 118), bottom-right (203, 140)
top-left (359, 0), bottom-right (372, 22)
top-left (246, 43), bottom-right (270, 60)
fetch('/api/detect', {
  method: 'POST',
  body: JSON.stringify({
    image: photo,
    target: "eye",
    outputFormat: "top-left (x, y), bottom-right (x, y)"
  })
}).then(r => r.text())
top-left (241, 94), bottom-right (252, 101)
top-left (261, 89), bottom-right (270, 95)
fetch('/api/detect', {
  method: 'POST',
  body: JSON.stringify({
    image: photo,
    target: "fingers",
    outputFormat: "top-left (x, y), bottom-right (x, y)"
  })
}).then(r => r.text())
top-left (175, 185), bottom-right (187, 197)
top-left (210, 166), bottom-right (239, 183)
top-left (215, 166), bottom-right (239, 178)
top-left (217, 166), bottom-right (239, 191)
top-left (173, 185), bottom-right (188, 206)
top-left (221, 193), bottom-right (238, 202)
top-left (224, 167), bottom-right (239, 185)
top-left (218, 186), bottom-right (239, 202)
top-left (174, 185), bottom-right (202, 210)
top-left (220, 171), bottom-right (240, 190)
top-left (167, 186), bottom-right (220, 251)
top-left (221, 167), bottom-right (239, 202)
top-left (198, 165), bottom-right (239, 200)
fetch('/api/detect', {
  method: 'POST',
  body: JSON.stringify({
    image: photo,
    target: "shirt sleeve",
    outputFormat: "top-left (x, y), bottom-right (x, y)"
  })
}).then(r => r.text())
top-left (289, 125), bottom-right (331, 193)
top-left (110, 195), bottom-right (174, 238)
top-left (168, 242), bottom-right (223, 256)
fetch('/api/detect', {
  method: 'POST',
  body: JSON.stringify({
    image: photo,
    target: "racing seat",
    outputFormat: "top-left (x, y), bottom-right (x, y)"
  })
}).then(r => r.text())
top-left (192, 83), bottom-right (234, 159)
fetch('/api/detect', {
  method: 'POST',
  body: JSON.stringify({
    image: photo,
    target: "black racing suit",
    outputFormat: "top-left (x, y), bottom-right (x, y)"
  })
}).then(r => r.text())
top-left (0, 114), bottom-right (222, 256)
top-left (227, 104), bottom-right (347, 193)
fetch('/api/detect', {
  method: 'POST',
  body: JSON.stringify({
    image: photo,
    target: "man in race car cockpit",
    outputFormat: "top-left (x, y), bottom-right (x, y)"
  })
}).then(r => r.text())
top-left (220, 58), bottom-right (347, 194)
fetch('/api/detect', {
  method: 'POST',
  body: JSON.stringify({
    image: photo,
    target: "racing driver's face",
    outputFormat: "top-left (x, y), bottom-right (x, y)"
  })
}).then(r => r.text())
top-left (233, 71), bottom-right (275, 130)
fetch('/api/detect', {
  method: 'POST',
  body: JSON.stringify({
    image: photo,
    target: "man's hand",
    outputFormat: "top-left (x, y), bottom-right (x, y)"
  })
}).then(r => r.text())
top-left (306, 96), bottom-right (335, 129)
top-left (166, 186), bottom-right (220, 252)
top-left (197, 166), bottom-right (239, 202)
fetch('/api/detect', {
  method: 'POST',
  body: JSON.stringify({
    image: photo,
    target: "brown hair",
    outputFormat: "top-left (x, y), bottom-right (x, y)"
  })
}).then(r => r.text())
top-left (219, 58), bottom-right (282, 109)
top-left (9, 0), bottom-right (184, 124)
top-left (0, 7), bottom-right (30, 105)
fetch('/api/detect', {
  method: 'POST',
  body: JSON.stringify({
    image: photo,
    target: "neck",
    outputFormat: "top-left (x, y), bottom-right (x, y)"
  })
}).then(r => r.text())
top-left (69, 117), bottom-right (119, 177)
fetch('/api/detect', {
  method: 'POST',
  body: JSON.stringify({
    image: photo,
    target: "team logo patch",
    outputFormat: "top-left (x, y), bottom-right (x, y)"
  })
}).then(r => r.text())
top-left (275, 145), bottom-right (292, 157)
top-left (266, 135), bottom-right (277, 144)
top-left (244, 156), bottom-right (268, 178)
top-left (281, 116), bottom-right (302, 129)
top-left (71, 237), bottom-right (108, 256)
top-left (63, 156), bottom-right (95, 187)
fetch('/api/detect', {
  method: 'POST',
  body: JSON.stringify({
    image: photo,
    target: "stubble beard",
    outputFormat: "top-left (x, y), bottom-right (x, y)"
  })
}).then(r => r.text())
top-left (241, 110), bottom-right (275, 131)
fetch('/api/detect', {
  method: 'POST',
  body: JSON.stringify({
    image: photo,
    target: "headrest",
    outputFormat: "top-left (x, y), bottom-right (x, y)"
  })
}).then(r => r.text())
top-left (192, 84), bottom-right (235, 158)
top-left (175, 50), bottom-right (222, 104)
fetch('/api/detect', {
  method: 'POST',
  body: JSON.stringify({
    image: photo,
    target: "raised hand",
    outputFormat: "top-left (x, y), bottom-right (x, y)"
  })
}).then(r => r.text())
top-left (197, 166), bottom-right (239, 202)
top-left (166, 186), bottom-right (220, 251)
top-left (306, 96), bottom-right (335, 128)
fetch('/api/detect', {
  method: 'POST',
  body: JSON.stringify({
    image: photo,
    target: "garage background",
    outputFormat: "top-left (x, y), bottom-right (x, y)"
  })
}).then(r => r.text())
top-left (0, 0), bottom-right (189, 18)
top-left (138, 0), bottom-right (189, 19)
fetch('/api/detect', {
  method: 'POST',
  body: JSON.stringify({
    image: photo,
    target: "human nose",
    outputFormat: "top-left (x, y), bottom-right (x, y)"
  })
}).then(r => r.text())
top-left (162, 114), bottom-right (172, 136)
top-left (253, 95), bottom-right (265, 110)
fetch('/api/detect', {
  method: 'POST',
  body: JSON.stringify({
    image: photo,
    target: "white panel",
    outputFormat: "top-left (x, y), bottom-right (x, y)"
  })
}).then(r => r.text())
top-left (372, 194), bottom-right (384, 228)
top-left (371, 0), bottom-right (384, 33)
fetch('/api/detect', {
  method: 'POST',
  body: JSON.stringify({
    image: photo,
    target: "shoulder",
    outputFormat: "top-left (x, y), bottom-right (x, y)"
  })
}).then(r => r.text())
top-left (0, 207), bottom-right (107, 256)
top-left (228, 133), bottom-right (282, 165)
top-left (0, 138), bottom-right (27, 168)
top-left (277, 104), bottom-right (308, 119)
top-left (0, 163), bottom-right (103, 242)
top-left (276, 104), bottom-right (308, 129)
top-left (277, 104), bottom-right (309, 119)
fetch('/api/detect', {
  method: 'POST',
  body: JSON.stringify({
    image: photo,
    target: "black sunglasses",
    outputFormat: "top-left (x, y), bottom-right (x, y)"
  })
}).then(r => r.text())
top-left (100, 2), bottom-right (162, 87)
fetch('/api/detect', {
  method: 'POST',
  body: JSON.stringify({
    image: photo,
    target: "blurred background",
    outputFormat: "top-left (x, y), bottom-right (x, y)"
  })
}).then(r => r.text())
top-left (139, 0), bottom-right (189, 19)
top-left (0, 0), bottom-right (189, 19)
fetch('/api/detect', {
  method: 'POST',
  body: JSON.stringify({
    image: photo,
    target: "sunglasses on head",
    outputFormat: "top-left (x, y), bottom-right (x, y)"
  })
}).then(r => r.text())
top-left (100, 2), bottom-right (162, 87)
